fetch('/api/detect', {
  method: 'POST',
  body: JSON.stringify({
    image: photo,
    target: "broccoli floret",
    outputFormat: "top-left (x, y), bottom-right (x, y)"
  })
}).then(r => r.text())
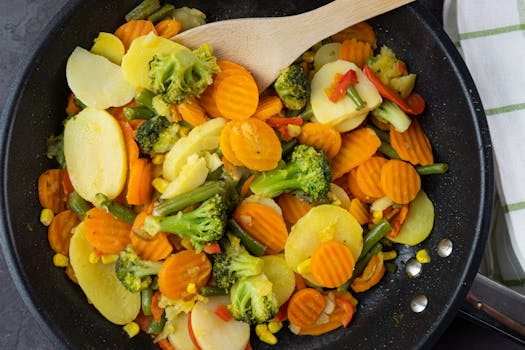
top-left (143, 193), bottom-right (226, 251)
top-left (148, 43), bottom-right (220, 105)
top-left (249, 144), bottom-right (331, 202)
top-left (274, 64), bottom-right (310, 111)
top-left (115, 246), bottom-right (163, 292)
top-left (135, 115), bottom-right (179, 155)
top-left (46, 132), bottom-right (66, 168)
top-left (213, 234), bottom-right (264, 290)
top-left (229, 274), bottom-right (278, 325)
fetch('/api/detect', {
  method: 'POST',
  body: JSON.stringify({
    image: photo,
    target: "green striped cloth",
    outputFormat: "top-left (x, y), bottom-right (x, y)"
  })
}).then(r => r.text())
top-left (444, 0), bottom-right (525, 291)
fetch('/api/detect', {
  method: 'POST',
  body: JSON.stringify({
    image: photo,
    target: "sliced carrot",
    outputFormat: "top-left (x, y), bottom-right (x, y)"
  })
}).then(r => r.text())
top-left (219, 121), bottom-right (244, 166)
top-left (276, 193), bottom-right (313, 225)
top-left (287, 288), bottom-right (326, 327)
top-left (331, 21), bottom-right (376, 46)
top-left (130, 212), bottom-right (173, 261)
top-left (390, 118), bottom-right (434, 166)
top-left (119, 120), bottom-right (139, 163)
top-left (158, 250), bottom-right (212, 300)
top-left (232, 202), bottom-right (288, 254)
top-left (215, 74), bottom-right (259, 120)
top-left (114, 19), bottom-right (157, 50)
top-left (127, 158), bottom-right (153, 206)
top-left (347, 168), bottom-right (377, 204)
top-left (348, 198), bottom-right (369, 225)
top-left (38, 169), bottom-right (66, 214)
top-left (356, 156), bottom-right (388, 198)
top-left (198, 85), bottom-right (223, 118)
top-left (240, 174), bottom-right (257, 198)
top-left (151, 290), bottom-right (164, 323)
top-left (155, 19), bottom-right (182, 38)
top-left (350, 253), bottom-right (385, 293)
top-left (388, 204), bottom-right (409, 238)
top-left (65, 93), bottom-right (82, 115)
top-left (229, 118), bottom-right (282, 171)
top-left (331, 127), bottom-right (381, 179)
top-left (177, 99), bottom-right (210, 126)
top-left (311, 240), bottom-right (355, 288)
top-left (252, 95), bottom-right (283, 121)
top-left (48, 210), bottom-right (80, 255)
top-left (83, 207), bottom-right (132, 254)
top-left (339, 38), bottom-right (373, 68)
top-left (380, 159), bottom-right (421, 204)
top-left (298, 122), bottom-right (342, 159)
top-left (170, 104), bottom-right (183, 122)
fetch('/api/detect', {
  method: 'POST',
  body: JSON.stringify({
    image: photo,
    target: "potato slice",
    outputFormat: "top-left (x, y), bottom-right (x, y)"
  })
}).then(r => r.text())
top-left (64, 107), bottom-right (127, 203)
top-left (161, 154), bottom-right (209, 199)
top-left (389, 190), bottom-right (434, 246)
top-left (191, 296), bottom-right (250, 350)
top-left (90, 32), bottom-right (125, 65)
top-left (168, 313), bottom-right (196, 350)
top-left (69, 224), bottom-right (140, 325)
top-left (163, 118), bottom-right (226, 181)
top-left (285, 205), bottom-right (363, 284)
top-left (261, 255), bottom-right (295, 306)
top-left (66, 47), bottom-right (135, 109)
top-left (314, 42), bottom-right (342, 71)
top-left (310, 60), bottom-right (382, 126)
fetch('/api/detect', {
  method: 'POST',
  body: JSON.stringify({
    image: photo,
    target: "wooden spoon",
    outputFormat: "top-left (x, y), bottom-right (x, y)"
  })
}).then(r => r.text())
top-left (174, 0), bottom-right (414, 91)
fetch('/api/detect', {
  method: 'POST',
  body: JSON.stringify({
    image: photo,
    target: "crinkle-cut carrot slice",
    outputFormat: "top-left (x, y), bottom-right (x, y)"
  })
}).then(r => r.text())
top-left (199, 84), bottom-right (223, 118)
top-left (380, 159), bottom-right (421, 204)
top-left (177, 99), bottom-right (210, 126)
top-left (215, 74), bottom-right (259, 120)
top-left (114, 20), bottom-right (157, 51)
top-left (130, 212), bottom-right (173, 261)
top-left (38, 169), bottom-right (66, 214)
top-left (252, 95), bottom-right (283, 121)
top-left (155, 19), bottom-right (182, 39)
top-left (348, 198), bottom-right (369, 225)
top-left (339, 38), bottom-right (373, 68)
top-left (356, 156), bottom-right (389, 198)
top-left (390, 118), bottom-right (434, 166)
top-left (298, 122), bottom-right (342, 159)
top-left (287, 288), bottom-right (326, 328)
top-left (311, 240), bottom-right (355, 288)
top-left (276, 193), bottom-right (313, 225)
top-left (331, 127), bottom-right (381, 179)
top-left (229, 118), bottom-right (282, 171)
top-left (83, 207), bottom-right (132, 254)
top-left (331, 21), bottom-right (376, 46)
top-left (219, 121), bottom-right (244, 166)
top-left (347, 168), bottom-right (378, 204)
top-left (48, 210), bottom-right (80, 255)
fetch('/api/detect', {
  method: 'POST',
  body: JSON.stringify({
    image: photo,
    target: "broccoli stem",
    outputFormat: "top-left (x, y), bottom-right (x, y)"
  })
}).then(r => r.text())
top-left (416, 163), bottom-right (448, 175)
top-left (93, 193), bottom-right (137, 225)
top-left (378, 141), bottom-right (400, 160)
top-left (67, 191), bottom-right (90, 220)
top-left (125, 0), bottom-right (160, 21)
top-left (346, 85), bottom-right (367, 110)
top-left (147, 4), bottom-right (175, 23)
top-left (135, 89), bottom-right (156, 110)
top-left (124, 106), bottom-right (156, 120)
top-left (153, 181), bottom-right (226, 216)
top-left (359, 219), bottom-right (392, 260)
top-left (200, 285), bottom-right (229, 297)
top-left (228, 219), bottom-right (266, 257)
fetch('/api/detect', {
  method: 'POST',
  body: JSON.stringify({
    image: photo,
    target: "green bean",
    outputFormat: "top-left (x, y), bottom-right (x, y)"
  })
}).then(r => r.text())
top-left (368, 125), bottom-right (390, 143)
top-left (378, 141), bottom-right (400, 159)
top-left (123, 106), bottom-right (156, 120)
top-left (359, 219), bottom-right (392, 260)
top-left (281, 139), bottom-right (297, 158)
top-left (141, 287), bottom-right (154, 316)
top-left (346, 86), bottom-right (367, 110)
top-left (353, 242), bottom-right (383, 279)
top-left (200, 285), bottom-right (229, 297)
top-left (67, 191), bottom-right (90, 220)
top-left (93, 193), bottom-right (137, 225)
top-left (134, 89), bottom-right (156, 110)
top-left (416, 163), bottom-right (449, 175)
top-left (125, 0), bottom-right (160, 21)
top-left (147, 312), bottom-right (166, 334)
top-left (228, 219), bottom-right (266, 257)
top-left (147, 4), bottom-right (175, 23)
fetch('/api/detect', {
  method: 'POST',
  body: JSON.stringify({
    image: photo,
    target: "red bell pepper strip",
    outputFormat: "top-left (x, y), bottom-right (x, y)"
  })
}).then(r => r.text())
top-left (202, 241), bottom-right (221, 254)
top-left (363, 65), bottom-right (425, 115)
top-left (273, 300), bottom-right (289, 323)
top-left (214, 304), bottom-right (232, 322)
top-left (266, 116), bottom-right (303, 127)
top-left (329, 69), bottom-right (358, 103)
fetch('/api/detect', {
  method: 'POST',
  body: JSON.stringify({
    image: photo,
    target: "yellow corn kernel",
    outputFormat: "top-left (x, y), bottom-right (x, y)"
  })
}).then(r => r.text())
top-left (371, 210), bottom-right (383, 224)
top-left (53, 253), bottom-right (69, 267)
top-left (255, 324), bottom-right (268, 337)
top-left (416, 249), bottom-right (431, 264)
top-left (255, 324), bottom-right (278, 345)
top-left (88, 251), bottom-right (100, 264)
top-left (382, 250), bottom-right (398, 261)
top-left (268, 321), bottom-right (283, 334)
top-left (186, 283), bottom-right (197, 294)
top-left (40, 208), bottom-right (54, 226)
top-left (296, 258), bottom-right (311, 275)
top-left (152, 177), bottom-right (170, 194)
top-left (101, 254), bottom-right (118, 264)
top-left (152, 154), bottom-right (165, 165)
top-left (123, 322), bottom-right (140, 338)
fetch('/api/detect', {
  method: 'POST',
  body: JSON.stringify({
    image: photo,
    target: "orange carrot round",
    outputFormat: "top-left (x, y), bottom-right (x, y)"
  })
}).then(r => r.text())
top-left (158, 250), bottom-right (212, 300)
top-left (48, 210), bottom-right (80, 255)
top-left (114, 20), bottom-right (157, 50)
top-left (83, 207), bottom-right (132, 254)
top-left (219, 121), bottom-right (244, 166)
top-left (232, 202), bottom-right (288, 254)
top-left (177, 99), bottom-right (210, 126)
top-left (298, 122), bottom-right (342, 159)
top-left (311, 240), bottom-right (355, 288)
top-left (356, 156), bottom-right (388, 198)
top-left (350, 253), bottom-right (385, 293)
top-left (130, 212), bottom-right (173, 261)
top-left (338, 38), bottom-right (373, 68)
top-left (331, 21), bottom-right (376, 46)
top-left (252, 95), bottom-right (283, 121)
top-left (347, 168), bottom-right (377, 204)
top-left (287, 288), bottom-right (326, 327)
top-left (38, 169), bottom-right (66, 214)
top-left (276, 193), bottom-right (313, 225)
top-left (348, 198), bottom-right (370, 225)
top-left (380, 159), bottom-right (421, 204)
top-left (390, 118), bottom-right (434, 166)
top-left (155, 19), bottom-right (182, 38)
top-left (215, 74), bottom-right (259, 120)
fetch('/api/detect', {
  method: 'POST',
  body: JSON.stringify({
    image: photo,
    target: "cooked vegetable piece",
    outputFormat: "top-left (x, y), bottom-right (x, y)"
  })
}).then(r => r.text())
top-left (339, 38), bottom-right (373, 68)
top-left (331, 21), bottom-right (376, 46)
top-left (130, 225), bottom-right (173, 262)
top-left (298, 122), bottom-right (342, 159)
top-left (125, 0), bottom-right (161, 22)
top-left (155, 19), bottom-right (182, 38)
top-left (356, 156), bottom-right (388, 198)
top-left (359, 220), bottom-right (391, 260)
top-left (227, 219), bottom-right (267, 257)
top-left (311, 240), bottom-right (355, 288)
top-left (115, 246), bottom-right (163, 292)
top-left (261, 254), bottom-right (295, 306)
top-left (147, 4), bottom-right (175, 23)
top-left (38, 169), bottom-right (66, 214)
top-left (67, 191), bottom-right (90, 220)
top-left (276, 193), bottom-right (313, 225)
top-left (274, 64), bottom-right (310, 111)
top-left (167, 313), bottom-right (195, 350)
top-left (253, 95), bottom-right (283, 120)
top-left (347, 168), bottom-right (377, 204)
top-left (390, 118), bottom-right (434, 166)
top-left (172, 6), bottom-right (206, 31)
top-left (177, 99), bottom-right (209, 126)
top-left (287, 288), bottom-right (326, 327)
top-left (90, 32), bottom-right (125, 65)
top-left (220, 121), bottom-right (244, 166)
top-left (388, 190), bottom-right (434, 245)
top-left (348, 198), bottom-right (369, 225)
top-left (416, 163), bottom-right (448, 175)
top-left (161, 154), bottom-right (209, 199)
top-left (373, 100), bottom-right (412, 132)
top-left (47, 210), bottom-right (80, 255)
top-left (83, 207), bottom-right (132, 254)
top-left (158, 249), bottom-right (212, 300)
top-left (380, 159), bottom-right (421, 204)
top-left (115, 20), bottom-right (157, 51)
top-left (69, 224), bottom-right (140, 324)
top-left (314, 42), bottom-right (342, 71)
top-left (350, 252), bottom-right (385, 292)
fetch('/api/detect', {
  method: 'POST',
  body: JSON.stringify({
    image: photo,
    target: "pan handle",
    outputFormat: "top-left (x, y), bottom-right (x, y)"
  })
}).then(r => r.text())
top-left (460, 273), bottom-right (525, 344)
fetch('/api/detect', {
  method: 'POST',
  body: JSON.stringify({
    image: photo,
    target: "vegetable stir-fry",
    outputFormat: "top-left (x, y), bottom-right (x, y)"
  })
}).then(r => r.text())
top-left (37, 1), bottom-right (447, 349)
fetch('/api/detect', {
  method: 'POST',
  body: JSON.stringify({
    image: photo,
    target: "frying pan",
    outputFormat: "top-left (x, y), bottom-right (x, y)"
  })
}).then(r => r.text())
top-left (0, 0), bottom-right (493, 349)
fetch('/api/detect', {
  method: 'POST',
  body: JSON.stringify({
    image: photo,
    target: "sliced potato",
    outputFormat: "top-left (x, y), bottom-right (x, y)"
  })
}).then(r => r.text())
top-left (389, 190), bottom-right (434, 246)
top-left (314, 42), bottom-right (342, 71)
top-left (168, 313), bottom-right (197, 350)
top-left (66, 47), bottom-right (135, 109)
top-left (332, 111), bottom-right (368, 132)
top-left (191, 296), bottom-right (250, 350)
top-left (69, 224), bottom-right (140, 325)
top-left (90, 32), bottom-right (125, 65)
top-left (161, 154), bottom-right (209, 199)
top-left (285, 205), bottom-right (363, 284)
top-left (163, 118), bottom-right (226, 181)
top-left (310, 60), bottom-right (382, 126)
top-left (64, 107), bottom-right (127, 203)
top-left (261, 255), bottom-right (295, 306)
top-left (121, 32), bottom-right (189, 89)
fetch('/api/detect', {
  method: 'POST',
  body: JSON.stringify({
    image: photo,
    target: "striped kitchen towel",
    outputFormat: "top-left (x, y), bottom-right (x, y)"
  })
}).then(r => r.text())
top-left (444, 0), bottom-right (525, 290)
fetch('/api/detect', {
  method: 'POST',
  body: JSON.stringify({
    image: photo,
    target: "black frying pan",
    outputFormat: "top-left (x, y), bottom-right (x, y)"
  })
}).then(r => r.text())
top-left (0, 1), bottom-right (493, 349)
